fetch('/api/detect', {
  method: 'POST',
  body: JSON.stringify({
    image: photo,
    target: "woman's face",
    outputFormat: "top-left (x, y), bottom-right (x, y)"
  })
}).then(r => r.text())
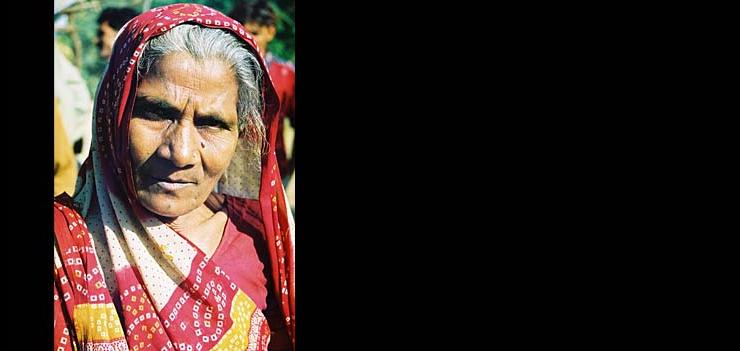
top-left (129, 52), bottom-right (240, 218)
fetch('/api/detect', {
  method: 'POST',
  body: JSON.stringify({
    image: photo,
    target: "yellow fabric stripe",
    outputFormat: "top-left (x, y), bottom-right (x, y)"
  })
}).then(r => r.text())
top-left (73, 303), bottom-right (125, 342)
top-left (212, 290), bottom-right (258, 350)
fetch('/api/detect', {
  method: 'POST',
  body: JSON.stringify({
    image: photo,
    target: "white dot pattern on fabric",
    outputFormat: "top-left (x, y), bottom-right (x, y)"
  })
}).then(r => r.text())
top-left (216, 139), bottom-right (261, 199)
top-left (86, 119), bottom-right (195, 310)
top-left (85, 206), bottom-right (122, 297)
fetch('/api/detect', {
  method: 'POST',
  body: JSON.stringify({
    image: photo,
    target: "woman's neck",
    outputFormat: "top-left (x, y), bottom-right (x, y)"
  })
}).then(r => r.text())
top-left (163, 204), bottom-right (215, 231)
top-left (161, 204), bottom-right (229, 257)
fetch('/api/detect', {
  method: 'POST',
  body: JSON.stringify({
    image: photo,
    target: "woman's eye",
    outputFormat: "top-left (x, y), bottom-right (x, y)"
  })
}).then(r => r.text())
top-left (139, 112), bottom-right (174, 124)
top-left (140, 112), bottom-right (162, 120)
top-left (195, 118), bottom-right (230, 131)
top-left (196, 124), bottom-right (220, 131)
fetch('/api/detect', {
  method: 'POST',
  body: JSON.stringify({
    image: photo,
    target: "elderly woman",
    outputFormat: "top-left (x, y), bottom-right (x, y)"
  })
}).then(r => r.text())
top-left (53, 4), bottom-right (294, 351)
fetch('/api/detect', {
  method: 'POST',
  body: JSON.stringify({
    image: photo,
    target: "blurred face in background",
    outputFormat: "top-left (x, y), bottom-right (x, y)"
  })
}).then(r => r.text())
top-left (243, 21), bottom-right (275, 55)
top-left (98, 21), bottom-right (118, 59)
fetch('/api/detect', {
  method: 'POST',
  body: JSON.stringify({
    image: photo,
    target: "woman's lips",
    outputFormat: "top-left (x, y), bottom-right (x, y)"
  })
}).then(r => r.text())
top-left (150, 176), bottom-right (195, 191)
top-left (155, 180), bottom-right (192, 191)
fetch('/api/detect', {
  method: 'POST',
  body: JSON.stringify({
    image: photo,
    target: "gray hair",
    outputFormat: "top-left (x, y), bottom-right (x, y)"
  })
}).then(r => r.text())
top-left (136, 24), bottom-right (265, 145)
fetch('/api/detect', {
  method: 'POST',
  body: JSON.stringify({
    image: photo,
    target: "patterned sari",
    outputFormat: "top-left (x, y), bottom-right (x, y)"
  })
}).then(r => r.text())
top-left (53, 4), bottom-right (295, 351)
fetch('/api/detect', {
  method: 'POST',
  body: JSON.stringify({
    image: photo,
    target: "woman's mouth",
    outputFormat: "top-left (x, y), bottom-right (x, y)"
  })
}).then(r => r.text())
top-left (151, 176), bottom-right (195, 191)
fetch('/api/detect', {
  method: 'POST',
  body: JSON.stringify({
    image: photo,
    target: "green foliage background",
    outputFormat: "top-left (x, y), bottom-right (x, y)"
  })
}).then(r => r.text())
top-left (55, 0), bottom-right (294, 95)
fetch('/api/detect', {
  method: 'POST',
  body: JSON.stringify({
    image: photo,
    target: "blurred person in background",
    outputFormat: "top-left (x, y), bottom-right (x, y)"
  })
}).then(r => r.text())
top-left (230, 1), bottom-right (294, 190)
top-left (96, 7), bottom-right (139, 59)
top-left (54, 38), bottom-right (94, 165)
top-left (54, 99), bottom-right (78, 196)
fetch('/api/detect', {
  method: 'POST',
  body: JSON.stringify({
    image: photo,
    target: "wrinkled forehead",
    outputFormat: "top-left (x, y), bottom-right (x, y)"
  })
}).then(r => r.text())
top-left (135, 53), bottom-right (239, 114)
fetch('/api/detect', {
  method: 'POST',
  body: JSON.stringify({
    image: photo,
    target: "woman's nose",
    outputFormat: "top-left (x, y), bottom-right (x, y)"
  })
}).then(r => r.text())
top-left (159, 122), bottom-right (198, 168)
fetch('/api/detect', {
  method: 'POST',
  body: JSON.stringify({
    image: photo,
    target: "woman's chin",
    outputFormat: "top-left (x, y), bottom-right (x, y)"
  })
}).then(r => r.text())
top-left (139, 199), bottom-right (192, 220)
